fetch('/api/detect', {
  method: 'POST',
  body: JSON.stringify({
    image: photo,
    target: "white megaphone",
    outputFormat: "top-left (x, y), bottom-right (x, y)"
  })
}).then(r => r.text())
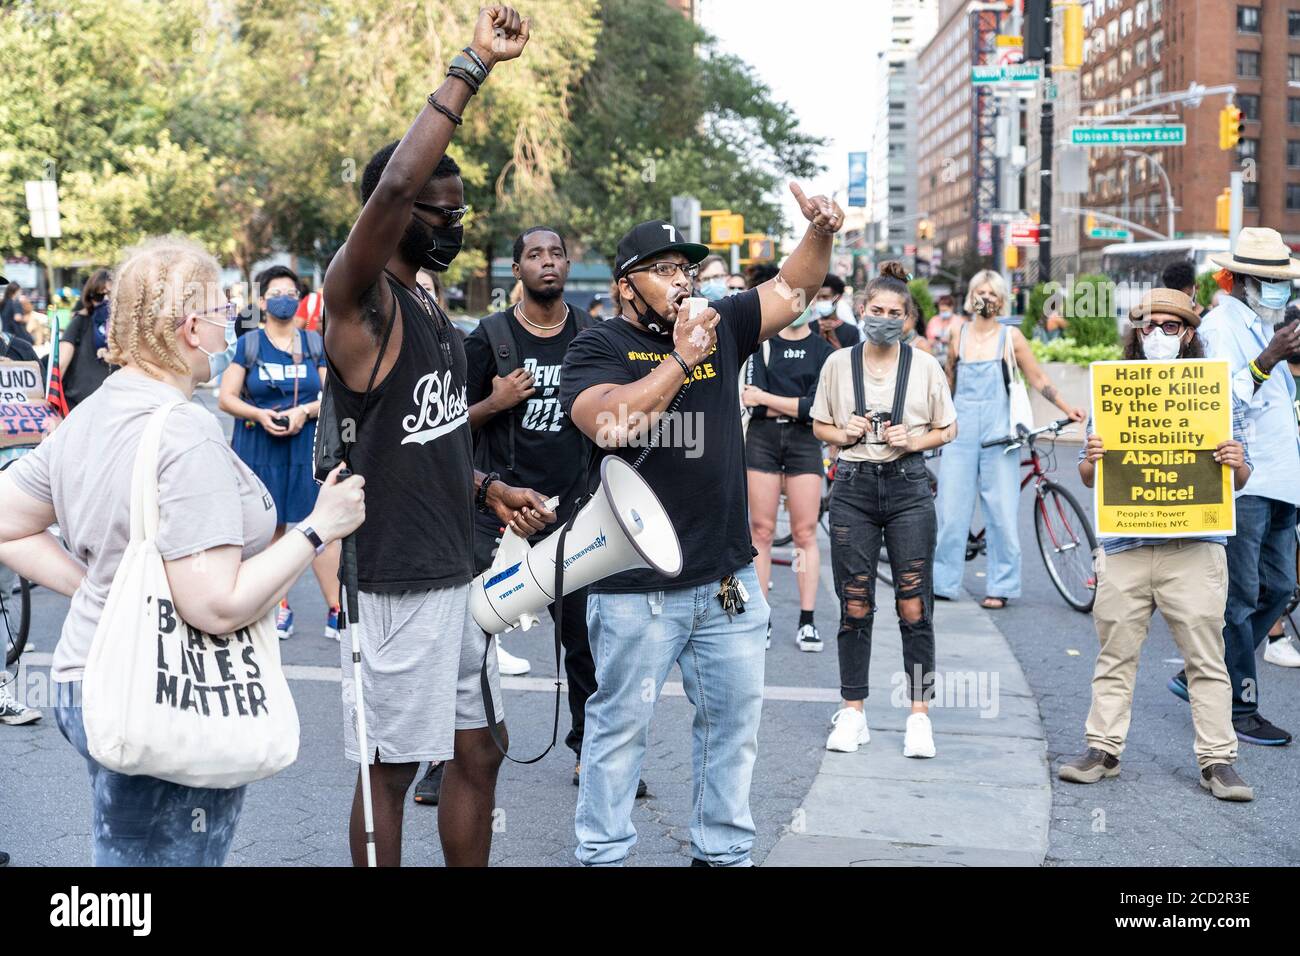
top-left (470, 456), bottom-right (682, 634)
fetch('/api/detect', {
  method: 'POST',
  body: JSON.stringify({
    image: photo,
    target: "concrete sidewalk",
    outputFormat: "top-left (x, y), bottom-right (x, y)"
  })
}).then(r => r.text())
top-left (764, 581), bottom-right (1052, 867)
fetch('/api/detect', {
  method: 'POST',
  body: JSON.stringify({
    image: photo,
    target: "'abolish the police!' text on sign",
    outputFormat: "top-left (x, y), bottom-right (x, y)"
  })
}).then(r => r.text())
top-left (1090, 360), bottom-right (1235, 538)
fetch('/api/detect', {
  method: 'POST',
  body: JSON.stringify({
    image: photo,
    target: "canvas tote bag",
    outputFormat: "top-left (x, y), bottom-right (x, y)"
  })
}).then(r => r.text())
top-left (1002, 328), bottom-right (1035, 436)
top-left (81, 401), bottom-right (299, 788)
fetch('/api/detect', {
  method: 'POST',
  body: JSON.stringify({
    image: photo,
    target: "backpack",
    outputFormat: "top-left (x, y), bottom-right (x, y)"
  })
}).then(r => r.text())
top-left (473, 305), bottom-right (595, 473)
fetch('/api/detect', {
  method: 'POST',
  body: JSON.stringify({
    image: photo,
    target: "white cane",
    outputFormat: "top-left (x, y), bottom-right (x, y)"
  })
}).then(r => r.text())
top-left (341, 530), bottom-right (377, 867)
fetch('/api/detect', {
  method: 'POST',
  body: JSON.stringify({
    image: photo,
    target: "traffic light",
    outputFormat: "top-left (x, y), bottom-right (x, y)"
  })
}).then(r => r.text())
top-left (1215, 188), bottom-right (1231, 232)
top-left (1219, 106), bottom-right (1244, 151)
top-left (1024, 0), bottom-right (1048, 61)
top-left (917, 219), bottom-right (935, 241)
top-left (1062, 4), bottom-right (1084, 69)
top-left (1005, 244), bottom-right (1019, 269)
top-left (1085, 213), bottom-right (1097, 234)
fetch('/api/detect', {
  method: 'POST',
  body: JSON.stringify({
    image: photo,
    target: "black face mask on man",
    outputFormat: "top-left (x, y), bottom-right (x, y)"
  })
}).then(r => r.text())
top-left (401, 214), bottom-right (463, 273)
top-left (626, 275), bottom-right (672, 335)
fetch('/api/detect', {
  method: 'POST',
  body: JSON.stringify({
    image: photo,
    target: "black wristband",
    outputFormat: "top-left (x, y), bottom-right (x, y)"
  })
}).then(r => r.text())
top-left (427, 95), bottom-right (463, 126)
top-left (668, 350), bottom-right (691, 378)
top-left (446, 67), bottom-right (481, 95)
top-left (476, 472), bottom-right (500, 513)
top-left (462, 46), bottom-right (491, 75)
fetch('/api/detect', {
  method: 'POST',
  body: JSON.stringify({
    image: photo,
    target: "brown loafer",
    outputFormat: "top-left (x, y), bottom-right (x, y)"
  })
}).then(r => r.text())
top-left (1200, 763), bottom-right (1254, 802)
top-left (1058, 747), bottom-right (1120, 783)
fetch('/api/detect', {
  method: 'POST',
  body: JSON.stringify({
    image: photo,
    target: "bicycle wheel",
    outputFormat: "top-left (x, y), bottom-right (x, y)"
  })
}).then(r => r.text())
top-left (1, 563), bottom-right (30, 667)
top-left (1033, 481), bottom-right (1098, 613)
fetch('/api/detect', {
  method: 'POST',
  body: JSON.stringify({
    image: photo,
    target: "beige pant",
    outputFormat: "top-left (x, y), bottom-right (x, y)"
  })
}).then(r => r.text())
top-left (1086, 540), bottom-right (1237, 768)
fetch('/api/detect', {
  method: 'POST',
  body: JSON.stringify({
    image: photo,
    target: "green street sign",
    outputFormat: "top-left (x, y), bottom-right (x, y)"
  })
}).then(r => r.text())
top-left (1089, 227), bottom-right (1131, 240)
top-left (971, 63), bottom-right (1043, 85)
top-left (1071, 125), bottom-right (1186, 146)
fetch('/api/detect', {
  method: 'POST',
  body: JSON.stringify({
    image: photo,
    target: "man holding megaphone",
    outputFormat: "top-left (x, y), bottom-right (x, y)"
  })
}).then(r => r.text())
top-left (321, 6), bottom-right (555, 867)
top-left (559, 185), bottom-right (845, 866)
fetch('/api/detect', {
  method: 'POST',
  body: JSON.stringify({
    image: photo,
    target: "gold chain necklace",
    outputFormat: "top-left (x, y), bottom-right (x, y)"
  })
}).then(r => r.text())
top-left (515, 302), bottom-right (567, 332)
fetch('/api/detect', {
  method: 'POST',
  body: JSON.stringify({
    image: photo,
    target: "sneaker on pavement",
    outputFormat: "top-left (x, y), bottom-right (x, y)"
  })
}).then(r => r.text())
top-left (495, 638), bottom-right (530, 676)
top-left (1263, 635), bottom-right (1300, 668)
top-left (1233, 713), bottom-right (1292, 746)
top-left (275, 600), bottom-right (294, 641)
top-left (0, 688), bottom-right (41, 726)
top-left (1167, 669), bottom-right (1189, 702)
top-left (1199, 763), bottom-right (1254, 801)
top-left (323, 605), bottom-right (342, 641)
top-left (1058, 747), bottom-right (1121, 783)
top-left (412, 761), bottom-right (444, 805)
top-left (826, 707), bottom-right (869, 752)
top-left (902, 712), bottom-right (936, 758)
top-left (796, 623), bottom-right (824, 653)
top-left (572, 761), bottom-right (647, 797)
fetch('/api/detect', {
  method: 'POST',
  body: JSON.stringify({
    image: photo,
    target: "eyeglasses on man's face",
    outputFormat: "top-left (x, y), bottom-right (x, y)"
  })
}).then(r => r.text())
top-left (632, 260), bottom-right (698, 281)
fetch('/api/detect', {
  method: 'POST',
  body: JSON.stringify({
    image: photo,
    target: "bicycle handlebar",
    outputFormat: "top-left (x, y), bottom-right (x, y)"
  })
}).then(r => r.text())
top-left (980, 417), bottom-right (1076, 449)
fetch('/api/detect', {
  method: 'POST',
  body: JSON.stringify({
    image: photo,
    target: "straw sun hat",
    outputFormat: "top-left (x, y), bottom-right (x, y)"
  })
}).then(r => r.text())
top-left (1209, 227), bottom-right (1300, 280)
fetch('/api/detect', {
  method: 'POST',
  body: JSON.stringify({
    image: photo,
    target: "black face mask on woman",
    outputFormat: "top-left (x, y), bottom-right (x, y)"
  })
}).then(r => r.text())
top-left (400, 215), bottom-right (464, 273)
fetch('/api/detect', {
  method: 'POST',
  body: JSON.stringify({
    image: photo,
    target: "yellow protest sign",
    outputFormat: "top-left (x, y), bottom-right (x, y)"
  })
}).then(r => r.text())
top-left (1090, 359), bottom-right (1234, 537)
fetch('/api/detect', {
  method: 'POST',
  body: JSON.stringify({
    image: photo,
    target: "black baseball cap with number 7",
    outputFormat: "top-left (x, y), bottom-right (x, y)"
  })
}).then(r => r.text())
top-left (614, 220), bottom-right (711, 279)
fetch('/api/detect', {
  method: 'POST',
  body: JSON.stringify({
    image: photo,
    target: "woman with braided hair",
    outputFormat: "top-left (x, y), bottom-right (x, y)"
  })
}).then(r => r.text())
top-left (0, 235), bottom-right (365, 866)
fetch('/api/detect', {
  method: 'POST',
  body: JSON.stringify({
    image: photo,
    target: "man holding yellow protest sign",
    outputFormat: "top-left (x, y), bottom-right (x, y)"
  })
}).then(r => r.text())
top-left (1060, 289), bottom-right (1255, 802)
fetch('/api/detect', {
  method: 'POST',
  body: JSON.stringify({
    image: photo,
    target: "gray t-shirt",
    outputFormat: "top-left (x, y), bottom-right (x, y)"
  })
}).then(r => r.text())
top-left (10, 371), bottom-right (277, 681)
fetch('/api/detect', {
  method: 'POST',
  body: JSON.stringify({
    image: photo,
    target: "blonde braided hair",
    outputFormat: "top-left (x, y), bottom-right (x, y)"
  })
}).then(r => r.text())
top-left (106, 235), bottom-right (223, 379)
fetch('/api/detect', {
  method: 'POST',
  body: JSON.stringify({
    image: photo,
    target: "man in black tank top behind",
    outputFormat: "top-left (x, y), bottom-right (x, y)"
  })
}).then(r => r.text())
top-left (321, 6), bottom-right (552, 868)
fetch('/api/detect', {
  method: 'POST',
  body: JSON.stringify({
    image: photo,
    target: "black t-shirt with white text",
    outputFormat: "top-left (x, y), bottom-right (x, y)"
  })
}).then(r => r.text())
top-left (749, 331), bottom-right (835, 423)
top-left (465, 308), bottom-right (589, 530)
top-left (560, 290), bottom-right (763, 593)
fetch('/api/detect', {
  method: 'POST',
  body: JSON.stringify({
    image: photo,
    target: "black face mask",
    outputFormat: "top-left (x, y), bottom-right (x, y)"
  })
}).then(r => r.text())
top-left (626, 275), bottom-right (671, 336)
top-left (401, 215), bottom-right (463, 273)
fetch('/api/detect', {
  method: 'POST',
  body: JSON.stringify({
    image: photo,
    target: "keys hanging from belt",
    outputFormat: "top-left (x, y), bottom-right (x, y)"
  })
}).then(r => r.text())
top-left (717, 573), bottom-right (749, 618)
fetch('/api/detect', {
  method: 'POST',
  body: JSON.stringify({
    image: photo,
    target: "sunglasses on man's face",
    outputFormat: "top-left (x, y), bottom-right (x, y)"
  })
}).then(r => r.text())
top-left (411, 200), bottom-right (469, 227)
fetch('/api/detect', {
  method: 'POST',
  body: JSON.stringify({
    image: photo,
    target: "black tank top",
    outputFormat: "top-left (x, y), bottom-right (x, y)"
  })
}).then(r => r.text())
top-left (326, 276), bottom-right (474, 592)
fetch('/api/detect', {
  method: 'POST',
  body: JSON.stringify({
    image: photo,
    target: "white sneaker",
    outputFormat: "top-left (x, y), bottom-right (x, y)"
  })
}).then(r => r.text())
top-left (826, 707), bottom-right (869, 752)
top-left (903, 712), bottom-right (936, 758)
top-left (796, 623), bottom-right (824, 653)
top-left (1264, 634), bottom-right (1300, 668)
top-left (0, 686), bottom-right (41, 726)
top-left (495, 638), bottom-right (531, 676)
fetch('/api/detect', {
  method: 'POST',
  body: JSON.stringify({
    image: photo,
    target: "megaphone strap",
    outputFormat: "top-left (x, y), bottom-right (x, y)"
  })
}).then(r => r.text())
top-left (480, 492), bottom-right (589, 764)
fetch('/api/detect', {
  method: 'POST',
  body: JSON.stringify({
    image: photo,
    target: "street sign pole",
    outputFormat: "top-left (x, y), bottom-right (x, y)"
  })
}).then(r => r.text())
top-left (1037, 2), bottom-right (1053, 285)
top-left (1229, 171), bottom-right (1243, 246)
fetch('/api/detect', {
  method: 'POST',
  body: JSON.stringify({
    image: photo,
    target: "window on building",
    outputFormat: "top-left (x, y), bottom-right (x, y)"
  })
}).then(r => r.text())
top-left (1108, 20), bottom-right (1119, 46)
top-left (1290, 97), bottom-right (1300, 124)
top-left (1150, 69), bottom-right (1163, 94)
top-left (1121, 49), bottom-right (1132, 74)
top-left (1109, 59), bottom-right (1120, 83)
top-left (1238, 6), bottom-right (1260, 33)
top-left (1238, 51), bottom-right (1261, 77)
top-left (1151, 29), bottom-right (1163, 61)
top-left (1136, 39), bottom-right (1148, 68)
top-left (1289, 141), bottom-right (1300, 167)
top-left (1136, 77), bottom-right (1147, 98)
top-left (1244, 182), bottom-right (1259, 208)
top-left (1152, 0), bottom-right (1162, 17)
top-left (1290, 184), bottom-right (1300, 210)
top-left (1291, 55), bottom-right (1300, 82)
top-left (1083, 73), bottom-right (1093, 96)
top-left (1239, 138), bottom-right (1259, 162)
top-left (1093, 28), bottom-right (1106, 55)
top-left (1239, 93), bottom-right (1260, 121)
top-left (1137, 0), bottom-right (1149, 28)
top-left (1290, 10), bottom-right (1300, 37)
top-left (1121, 11), bottom-right (1133, 36)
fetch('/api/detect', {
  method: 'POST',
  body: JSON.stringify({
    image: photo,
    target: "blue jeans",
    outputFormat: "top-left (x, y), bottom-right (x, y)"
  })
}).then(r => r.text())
top-left (54, 681), bottom-right (246, 866)
top-left (574, 563), bottom-right (768, 866)
top-left (1223, 495), bottom-right (1298, 717)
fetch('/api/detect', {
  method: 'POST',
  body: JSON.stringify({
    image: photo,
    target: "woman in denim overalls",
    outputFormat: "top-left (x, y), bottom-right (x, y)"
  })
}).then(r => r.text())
top-left (933, 271), bottom-right (1085, 609)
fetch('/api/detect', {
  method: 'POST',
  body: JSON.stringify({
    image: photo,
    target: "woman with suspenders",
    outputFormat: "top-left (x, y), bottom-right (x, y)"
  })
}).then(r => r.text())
top-left (810, 262), bottom-right (958, 759)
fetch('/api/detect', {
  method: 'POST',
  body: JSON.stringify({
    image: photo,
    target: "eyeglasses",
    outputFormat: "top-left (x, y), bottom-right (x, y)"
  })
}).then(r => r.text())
top-left (631, 261), bottom-right (699, 281)
top-left (412, 200), bottom-right (469, 227)
top-left (1134, 319), bottom-right (1187, 336)
top-left (191, 302), bottom-right (237, 327)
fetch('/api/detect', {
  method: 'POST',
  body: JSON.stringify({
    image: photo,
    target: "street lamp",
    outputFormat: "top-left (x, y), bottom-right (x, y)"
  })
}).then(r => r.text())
top-left (1121, 149), bottom-right (1176, 240)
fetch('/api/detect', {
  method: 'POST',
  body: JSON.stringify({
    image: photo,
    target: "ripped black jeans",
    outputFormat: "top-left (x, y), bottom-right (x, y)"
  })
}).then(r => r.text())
top-left (828, 454), bottom-right (937, 703)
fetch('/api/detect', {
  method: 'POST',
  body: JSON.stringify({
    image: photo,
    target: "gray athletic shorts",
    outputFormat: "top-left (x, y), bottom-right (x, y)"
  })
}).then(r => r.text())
top-left (340, 583), bottom-right (503, 764)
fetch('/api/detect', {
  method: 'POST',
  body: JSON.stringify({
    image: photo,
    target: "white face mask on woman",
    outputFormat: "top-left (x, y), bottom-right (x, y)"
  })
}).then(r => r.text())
top-left (1141, 328), bottom-right (1184, 361)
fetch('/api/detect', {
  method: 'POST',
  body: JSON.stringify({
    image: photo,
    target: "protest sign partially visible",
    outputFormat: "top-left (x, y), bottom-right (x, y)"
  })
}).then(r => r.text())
top-left (0, 357), bottom-right (59, 447)
top-left (1090, 359), bottom-right (1234, 538)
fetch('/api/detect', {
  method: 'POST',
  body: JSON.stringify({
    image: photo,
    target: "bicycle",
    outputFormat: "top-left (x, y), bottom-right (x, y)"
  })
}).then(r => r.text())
top-left (0, 455), bottom-right (33, 667)
top-left (980, 418), bottom-right (1098, 613)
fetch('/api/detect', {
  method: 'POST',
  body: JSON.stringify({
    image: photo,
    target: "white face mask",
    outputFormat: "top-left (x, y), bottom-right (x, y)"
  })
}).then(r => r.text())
top-left (1141, 328), bottom-right (1183, 361)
